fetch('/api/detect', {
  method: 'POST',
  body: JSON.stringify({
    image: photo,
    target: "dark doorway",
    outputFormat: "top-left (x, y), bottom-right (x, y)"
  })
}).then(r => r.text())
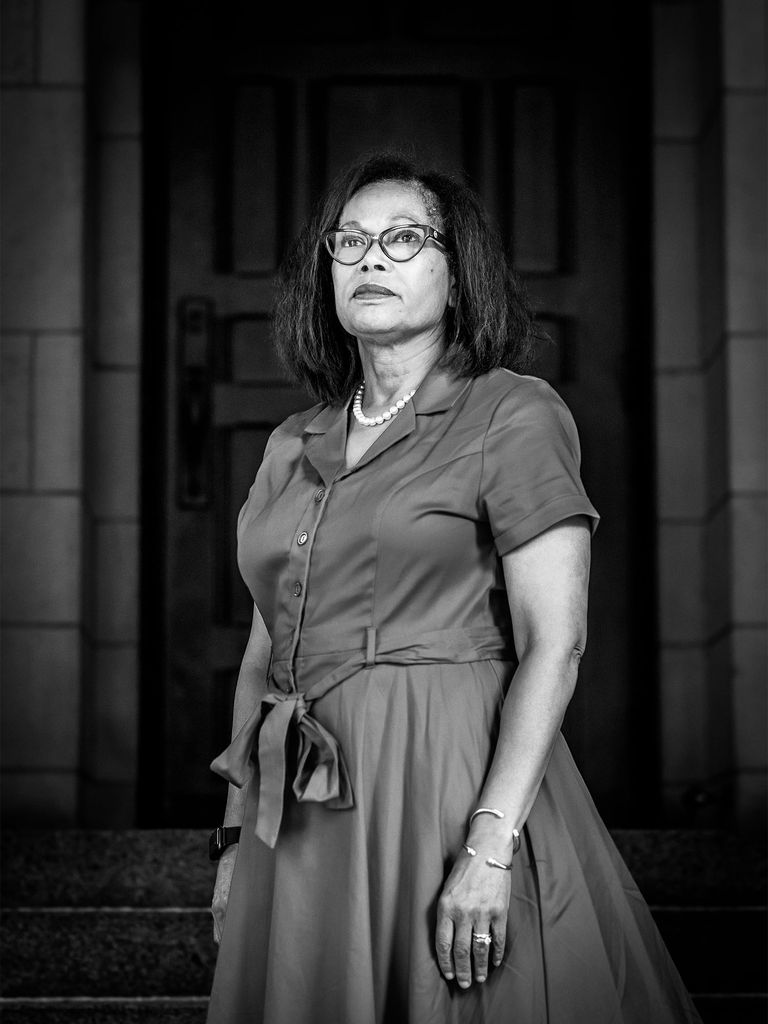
top-left (139, 2), bottom-right (655, 826)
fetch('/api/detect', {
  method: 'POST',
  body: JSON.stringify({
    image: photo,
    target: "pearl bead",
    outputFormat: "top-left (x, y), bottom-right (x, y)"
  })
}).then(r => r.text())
top-left (351, 382), bottom-right (417, 428)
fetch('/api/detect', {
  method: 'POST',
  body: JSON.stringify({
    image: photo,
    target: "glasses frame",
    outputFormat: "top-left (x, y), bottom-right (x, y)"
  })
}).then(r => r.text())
top-left (323, 223), bottom-right (449, 265)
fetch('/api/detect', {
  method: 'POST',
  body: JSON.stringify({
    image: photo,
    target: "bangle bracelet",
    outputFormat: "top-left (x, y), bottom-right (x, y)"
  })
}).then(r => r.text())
top-left (486, 856), bottom-right (512, 871)
top-left (462, 841), bottom-right (519, 870)
top-left (468, 807), bottom-right (522, 857)
top-left (469, 807), bottom-right (505, 825)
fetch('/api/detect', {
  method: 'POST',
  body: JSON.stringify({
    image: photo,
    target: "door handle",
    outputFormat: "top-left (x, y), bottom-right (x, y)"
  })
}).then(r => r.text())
top-left (177, 297), bottom-right (213, 508)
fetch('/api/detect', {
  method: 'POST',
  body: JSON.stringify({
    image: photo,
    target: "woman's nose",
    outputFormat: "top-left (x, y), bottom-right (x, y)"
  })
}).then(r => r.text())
top-left (361, 240), bottom-right (389, 271)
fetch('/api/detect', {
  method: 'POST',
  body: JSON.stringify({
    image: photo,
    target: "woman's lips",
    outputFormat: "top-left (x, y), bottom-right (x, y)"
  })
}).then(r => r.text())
top-left (353, 284), bottom-right (395, 298)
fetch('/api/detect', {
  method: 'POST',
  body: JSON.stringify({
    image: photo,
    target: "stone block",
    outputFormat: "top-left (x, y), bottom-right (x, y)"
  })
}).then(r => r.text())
top-left (94, 522), bottom-right (139, 642)
top-left (704, 346), bottom-right (729, 510)
top-left (1, 0), bottom-right (36, 84)
top-left (707, 630), bottom-right (734, 776)
top-left (725, 94), bottom-right (768, 333)
top-left (704, 499), bottom-right (731, 639)
top-left (732, 495), bottom-right (768, 623)
top-left (1, 92), bottom-right (83, 330)
top-left (656, 371), bottom-right (706, 518)
top-left (0, 627), bottom-right (80, 768)
top-left (658, 522), bottom-right (704, 643)
top-left (97, 140), bottom-right (141, 366)
top-left (723, 0), bottom-right (767, 89)
top-left (727, 334), bottom-right (768, 491)
top-left (1, 334), bottom-right (31, 488)
top-left (39, 0), bottom-right (84, 84)
top-left (80, 779), bottom-right (137, 828)
top-left (652, 3), bottom-right (706, 140)
top-left (660, 647), bottom-right (707, 781)
top-left (92, 0), bottom-right (142, 136)
top-left (0, 495), bottom-right (82, 622)
top-left (0, 771), bottom-right (77, 825)
top-left (698, 107), bottom-right (726, 363)
top-left (732, 626), bottom-right (768, 768)
top-left (85, 645), bottom-right (138, 782)
top-left (89, 370), bottom-right (139, 517)
top-left (33, 333), bottom-right (83, 490)
top-left (653, 143), bottom-right (699, 369)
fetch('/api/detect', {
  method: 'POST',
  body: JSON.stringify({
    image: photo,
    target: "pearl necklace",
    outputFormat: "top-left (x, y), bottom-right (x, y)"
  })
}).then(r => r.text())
top-left (352, 381), bottom-right (416, 427)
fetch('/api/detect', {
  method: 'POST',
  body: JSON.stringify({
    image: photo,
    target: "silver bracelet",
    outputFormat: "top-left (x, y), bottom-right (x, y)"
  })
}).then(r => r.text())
top-left (468, 806), bottom-right (505, 826)
top-left (468, 807), bottom-right (522, 856)
top-left (462, 843), bottom-right (514, 871)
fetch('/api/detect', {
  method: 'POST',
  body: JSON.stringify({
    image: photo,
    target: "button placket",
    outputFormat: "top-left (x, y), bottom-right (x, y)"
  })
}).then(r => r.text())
top-left (285, 479), bottom-right (333, 674)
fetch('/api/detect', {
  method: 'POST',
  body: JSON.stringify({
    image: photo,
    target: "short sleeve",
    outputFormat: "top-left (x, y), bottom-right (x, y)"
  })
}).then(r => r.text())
top-left (480, 379), bottom-right (600, 555)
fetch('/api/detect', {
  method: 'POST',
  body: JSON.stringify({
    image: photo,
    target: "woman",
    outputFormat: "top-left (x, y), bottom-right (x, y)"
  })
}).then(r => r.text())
top-left (206, 153), bottom-right (701, 1023)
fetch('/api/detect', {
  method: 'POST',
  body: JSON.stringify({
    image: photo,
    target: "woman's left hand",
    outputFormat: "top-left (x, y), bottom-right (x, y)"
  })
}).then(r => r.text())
top-left (435, 851), bottom-right (512, 988)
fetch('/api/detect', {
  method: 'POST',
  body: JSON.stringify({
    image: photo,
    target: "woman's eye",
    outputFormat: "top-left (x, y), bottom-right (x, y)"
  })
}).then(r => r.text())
top-left (341, 234), bottom-right (364, 247)
top-left (391, 229), bottom-right (418, 243)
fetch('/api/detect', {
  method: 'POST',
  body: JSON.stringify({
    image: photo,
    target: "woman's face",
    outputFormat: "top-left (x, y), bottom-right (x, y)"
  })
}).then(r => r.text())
top-left (330, 181), bottom-right (455, 349)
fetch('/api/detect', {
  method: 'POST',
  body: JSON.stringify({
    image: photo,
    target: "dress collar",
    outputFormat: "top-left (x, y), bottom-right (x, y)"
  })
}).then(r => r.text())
top-left (302, 362), bottom-right (471, 435)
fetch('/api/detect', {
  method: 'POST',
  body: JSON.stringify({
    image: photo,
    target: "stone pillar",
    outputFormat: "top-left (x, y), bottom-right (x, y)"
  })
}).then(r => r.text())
top-left (80, 0), bottom-right (143, 825)
top-left (652, 0), bottom-right (766, 830)
top-left (1, 0), bottom-right (86, 822)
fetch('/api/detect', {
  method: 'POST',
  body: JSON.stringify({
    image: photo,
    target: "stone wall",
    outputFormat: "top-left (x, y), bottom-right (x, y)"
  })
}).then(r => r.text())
top-left (1, 0), bottom-right (143, 825)
top-left (1, 0), bottom-right (765, 828)
top-left (1, 0), bottom-right (87, 822)
top-left (652, 0), bottom-right (767, 829)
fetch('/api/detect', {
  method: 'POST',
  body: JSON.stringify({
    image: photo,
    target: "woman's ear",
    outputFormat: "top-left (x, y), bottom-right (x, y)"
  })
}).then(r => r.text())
top-left (448, 275), bottom-right (458, 309)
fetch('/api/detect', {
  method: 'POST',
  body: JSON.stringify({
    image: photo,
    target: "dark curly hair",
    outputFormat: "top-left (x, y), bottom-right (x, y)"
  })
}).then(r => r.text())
top-left (273, 152), bottom-right (537, 405)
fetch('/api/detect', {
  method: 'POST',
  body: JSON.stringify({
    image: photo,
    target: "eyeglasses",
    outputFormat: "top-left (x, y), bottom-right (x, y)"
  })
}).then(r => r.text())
top-left (323, 224), bottom-right (449, 265)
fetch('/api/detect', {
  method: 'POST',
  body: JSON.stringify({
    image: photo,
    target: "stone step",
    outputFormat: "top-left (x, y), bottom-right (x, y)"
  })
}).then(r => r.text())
top-left (1, 828), bottom-right (765, 1022)
top-left (0, 995), bottom-right (766, 1024)
top-left (1, 905), bottom-right (765, 1000)
top-left (0, 830), bottom-right (217, 909)
top-left (0, 998), bottom-right (208, 1023)
top-left (1, 910), bottom-right (215, 998)
top-left (2, 829), bottom-right (765, 908)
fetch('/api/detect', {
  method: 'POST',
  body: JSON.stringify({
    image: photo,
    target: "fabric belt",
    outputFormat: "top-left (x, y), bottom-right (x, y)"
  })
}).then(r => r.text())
top-left (209, 626), bottom-right (514, 848)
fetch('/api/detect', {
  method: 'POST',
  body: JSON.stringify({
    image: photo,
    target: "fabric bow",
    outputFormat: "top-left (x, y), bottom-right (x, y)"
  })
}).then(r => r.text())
top-left (210, 689), bottom-right (353, 849)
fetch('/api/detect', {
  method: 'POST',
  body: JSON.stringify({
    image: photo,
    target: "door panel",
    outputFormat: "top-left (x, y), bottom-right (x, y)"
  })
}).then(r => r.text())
top-left (148, 1), bottom-right (653, 825)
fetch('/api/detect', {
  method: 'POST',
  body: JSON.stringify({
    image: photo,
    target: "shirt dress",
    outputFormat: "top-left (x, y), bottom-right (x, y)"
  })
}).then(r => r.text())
top-left (206, 366), bottom-right (702, 1024)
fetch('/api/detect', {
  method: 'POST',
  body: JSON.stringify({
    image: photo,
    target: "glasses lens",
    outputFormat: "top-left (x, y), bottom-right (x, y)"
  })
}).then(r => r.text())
top-left (326, 230), bottom-right (368, 264)
top-left (380, 225), bottom-right (427, 261)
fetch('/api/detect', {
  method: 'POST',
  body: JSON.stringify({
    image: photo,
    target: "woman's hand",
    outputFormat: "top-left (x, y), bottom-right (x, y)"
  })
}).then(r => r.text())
top-left (435, 849), bottom-right (513, 987)
top-left (211, 845), bottom-right (238, 944)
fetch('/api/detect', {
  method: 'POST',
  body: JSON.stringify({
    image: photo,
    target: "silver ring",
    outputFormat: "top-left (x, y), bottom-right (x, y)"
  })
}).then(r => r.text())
top-left (472, 932), bottom-right (492, 946)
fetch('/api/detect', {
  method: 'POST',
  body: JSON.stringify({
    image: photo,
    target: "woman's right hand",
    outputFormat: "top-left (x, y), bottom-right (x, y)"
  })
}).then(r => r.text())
top-left (211, 844), bottom-right (238, 944)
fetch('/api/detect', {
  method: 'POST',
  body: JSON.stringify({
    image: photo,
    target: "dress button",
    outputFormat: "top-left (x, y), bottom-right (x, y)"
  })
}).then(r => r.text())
top-left (297, 531), bottom-right (308, 546)
top-left (314, 488), bottom-right (325, 503)
top-left (293, 581), bottom-right (302, 597)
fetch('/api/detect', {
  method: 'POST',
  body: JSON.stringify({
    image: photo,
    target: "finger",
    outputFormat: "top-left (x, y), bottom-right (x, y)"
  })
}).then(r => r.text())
top-left (435, 910), bottom-right (455, 980)
top-left (453, 920), bottom-right (473, 989)
top-left (472, 923), bottom-right (492, 983)
top-left (491, 913), bottom-right (507, 967)
top-left (211, 905), bottom-right (224, 945)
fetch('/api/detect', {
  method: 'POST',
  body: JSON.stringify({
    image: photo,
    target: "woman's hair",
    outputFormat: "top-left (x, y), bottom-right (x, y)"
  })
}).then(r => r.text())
top-left (273, 151), bottom-right (537, 404)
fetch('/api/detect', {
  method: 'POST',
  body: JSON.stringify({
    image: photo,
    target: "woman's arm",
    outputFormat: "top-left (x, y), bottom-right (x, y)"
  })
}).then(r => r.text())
top-left (211, 601), bottom-right (271, 943)
top-left (435, 514), bottom-right (591, 987)
top-left (220, 601), bottom-right (272, 828)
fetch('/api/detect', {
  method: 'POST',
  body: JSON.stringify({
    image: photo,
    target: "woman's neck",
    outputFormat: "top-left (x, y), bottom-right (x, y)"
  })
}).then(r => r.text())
top-left (357, 337), bottom-right (444, 408)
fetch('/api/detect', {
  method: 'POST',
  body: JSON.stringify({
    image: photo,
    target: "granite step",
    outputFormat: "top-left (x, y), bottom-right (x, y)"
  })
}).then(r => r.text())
top-left (0, 828), bottom-right (765, 1023)
top-left (0, 996), bottom-right (766, 1024)
top-left (3, 902), bottom-right (762, 998)
top-left (0, 998), bottom-right (208, 1024)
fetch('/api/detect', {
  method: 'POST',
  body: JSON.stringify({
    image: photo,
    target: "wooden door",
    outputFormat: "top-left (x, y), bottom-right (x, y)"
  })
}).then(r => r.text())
top-left (141, 2), bottom-right (655, 825)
